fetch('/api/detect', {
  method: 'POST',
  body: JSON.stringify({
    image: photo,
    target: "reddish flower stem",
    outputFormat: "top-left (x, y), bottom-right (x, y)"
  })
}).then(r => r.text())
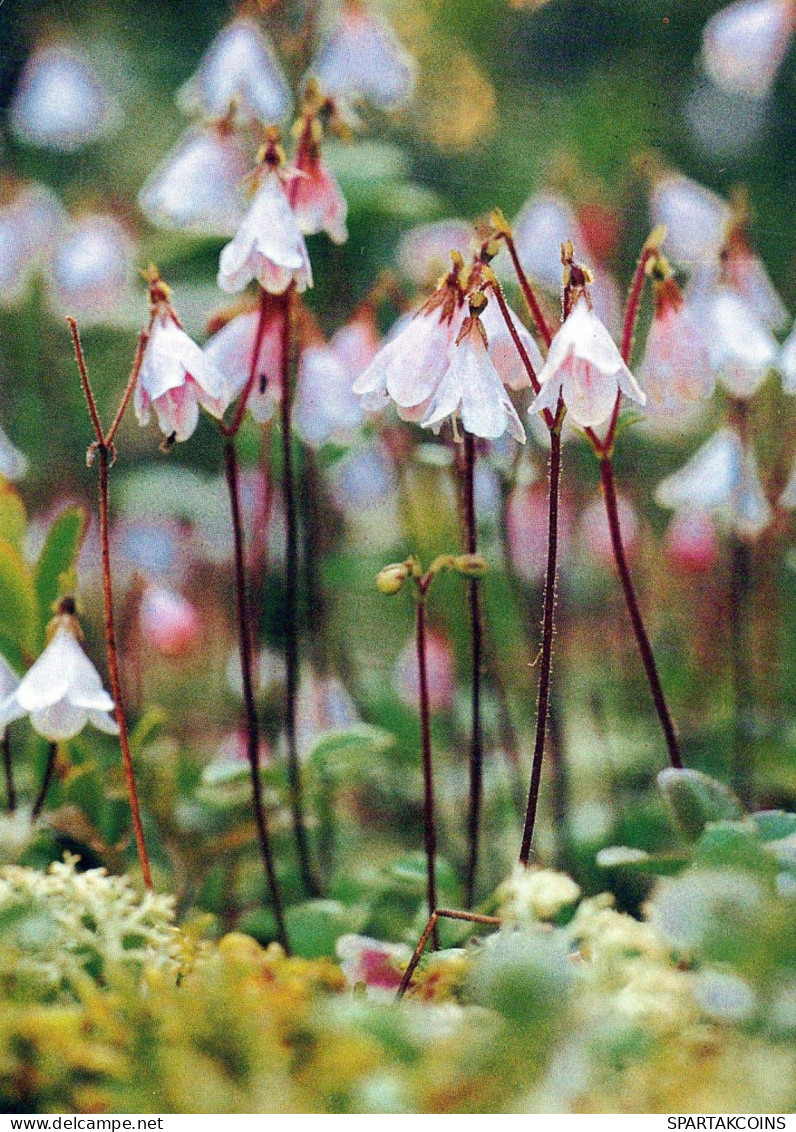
top-left (396, 907), bottom-right (501, 999)
top-left (223, 438), bottom-right (289, 950)
top-left (279, 286), bottom-right (320, 897)
top-left (415, 587), bottom-right (439, 950)
top-left (2, 735), bottom-right (15, 813)
top-left (502, 233), bottom-right (554, 348)
top-left (221, 287), bottom-right (271, 440)
top-left (600, 456), bottom-right (683, 769)
top-left (519, 405), bottom-right (564, 864)
top-left (462, 431), bottom-right (484, 908)
top-left (67, 318), bottom-right (153, 888)
top-left (31, 742), bottom-right (57, 821)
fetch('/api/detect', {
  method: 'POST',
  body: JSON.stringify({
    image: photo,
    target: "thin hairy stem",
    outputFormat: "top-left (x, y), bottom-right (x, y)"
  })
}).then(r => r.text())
top-left (223, 439), bottom-right (290, 950)
top-left (105, 331), bottom-right (148, 446)
top-left (396, 908), bottom-right (501, 1000)
top-left (67, 319), bottom-right (103, 444)
top-left (520, 406), bottom-right (564, 864)
top-left (502, 233), bottom-right (554, 347)
top-left (31, 742), bottom-right (57, 821)
top-left (600, 457), bottom-right (683, 769)
top-left (221, 287), bottom-right (271, 440)
top-left (462, 432), bottom-right (484, 908)
top-left (416, 591), bottom-right (439, 948)
top-left (2, 734), bottom-right (15, 812)
top-left (279, 286), bottom-right (319, 897)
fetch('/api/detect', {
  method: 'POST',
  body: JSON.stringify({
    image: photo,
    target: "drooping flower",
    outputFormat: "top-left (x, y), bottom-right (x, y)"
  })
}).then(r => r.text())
top-left (0, 618), bottom-right (119, 742)
top-left (10, 42), bottom-right (121, 152)
top-left (664, 510), bottom-right (721, 574)
top-left (47, 214), bottom-right (135, 324)
top-left (291, 133), bottom-right (348, 245)
top-left (217, 154), bottom-right (312, 295)
top-left (139, 585), bottom-right (201, 659)
top-left (176, 18), bottom-right (292, 123)
top-left (649, 173), bottom-right (731, 270)
top-left (655, 426), bottom-right (772, 540)
top-left (696, 287), bottom-right (779, 398)
top-left (421, 310), bottom-right (526, 442)
top-left (479, 296), bottom-right (541, 391)
top-left (702, 0), bottom-right (796, 99)
top-left (336, 934), bottom-right (412, 998)
top-left (293, 345), bottom-right (363, 448)
top-left (394, 629), bottom-right (456, 712)
top-left (135, 273), bottom-right (228, 443)
top-left (0, 657), bottom-right (20, 738)
top-left (637, 277), bottom-right (714, 427)
top-left (0, 181), bottom-right (65, 305)
top-left (508, 191), bottom-right (588, 292)
top-left (396, 219), bottom-right (474, 287)
top-left (203, 300), bottom-right (284, 423)
top-left (724, 236), bottom-right (789, 332)
top-left (138, 122), bottom-right (250, 237)
top-left (529, 295), bottom-right (646, 428)
top-left (307, 2), bottom-right (414, 113)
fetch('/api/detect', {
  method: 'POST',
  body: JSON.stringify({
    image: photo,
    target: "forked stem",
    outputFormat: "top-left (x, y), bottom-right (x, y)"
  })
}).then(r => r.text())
top-left (396, 907), bottom-right (501, 999)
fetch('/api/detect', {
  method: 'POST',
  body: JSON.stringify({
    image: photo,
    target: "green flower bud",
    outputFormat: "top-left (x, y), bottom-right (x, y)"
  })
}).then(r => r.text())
top-left (376, 563), bottom-right (409, 595)
top-left (453, 553), bottom-right (488, 578)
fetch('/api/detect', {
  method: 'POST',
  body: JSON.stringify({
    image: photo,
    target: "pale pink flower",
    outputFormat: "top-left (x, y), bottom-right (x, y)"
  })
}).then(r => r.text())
top-left (0, 624), bottom-right (119, 742)
top-left (202, 304), bottom-right (284, 423)
top-left (479, 298), bottom-right (540, 391)
top-left (291, 148), bottom-right (348, 245)
top-left (702, 0), bottom-right (795, 99)
top-left (307, 4), bottom-right (414, 112)
top-left (530, 297), bottom-right (646, 428)
top-left (664, 511), bottom-right (720, 574)
top-left (394, 630), bottom-right (456, 713)
top-left (139, 585), bottom-right (201, 659)
top-left (0, 182), bottom-right (65, 304)
top-left (176, 18), bottom-right (292, 123)
top-left (47, 215), bottom-right (135, 324)
top-left (725, 243), bottom-right (789, 332)
top-left (218, 170), bottom-right (312, 295)
top-left (422, 316), bottom-right (526, 442)
top-left (505, 482), bottom-right (573, 583)
top-left (329, 309), bottom-right (381, 379)
top-left (0, 425), bottom-right (27, 482)
top-left (509, 192), bottom-right (587, 291)
top-left (138, 123), bottom-right (250, 237)
top-left (336, 934), bottom-right (411, 997)
top-left (579, 494), bottom-right (639, 566)
top-left (655, 426), bottom-right (772, 540)
top-left (10, 42), bottom-right (120, 152)
top-left (396, 220), bottom-right (474, 286)
top-left (293, 344), bottom-right (363, 448)
top-left (638, 282), bottom-right (714, 426)
top-left (650, 173), bottom-right (731, 269)
top-left (136, 302), bottom-right (228, 443)
top-left (699, 288), bottom-right (779, 398)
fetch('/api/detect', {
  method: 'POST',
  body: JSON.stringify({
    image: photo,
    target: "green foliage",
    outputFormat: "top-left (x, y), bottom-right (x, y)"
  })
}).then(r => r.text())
top-left (33, 506), bottom-right (87, 636)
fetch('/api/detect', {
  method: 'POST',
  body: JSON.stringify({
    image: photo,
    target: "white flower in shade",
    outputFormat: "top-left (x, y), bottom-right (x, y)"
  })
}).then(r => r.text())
top-left (699, 288), bottom-right (779, 398)
top-left (203, 303), bottom-right (283, 424)
top-left (702, 0), bottom-right (795, 99)
top-left (422, 315), bottom-right (526, 442)
top-left (176, 18), bottom-right (292, 123)
top-left (508, 191), bottom-right (587, 291)
top-left (136, 285), bottom-right (228, 443)
top-left (0, 656), bottom-right (19, 737)
top-left (781, 323), bottom-right (796, 394)
top-left (479, 297), bottom-right (541, 391)
top-left (10, 43), bottom-right (120, 152)
top-left (396, 220), bottom-right (474, 286)
top-left (328, 308), bottom-right (381, 380)
top-left (638, 281), bottom-right (714, 427)
top-left (0, 424), bottom-right (28, 482)
top-left (0, 625), bottom-right (119, 742)
top-left (138, 124), bottom-right (250, 237)
top-left (218, 170), bottom-right (312, 295)
top-left (529, 297), bottom-right (646, 428)
top-left (47, 215), bottom-right (135, 324)
top-left (307, 3), bottom-right (414, 112)
top-left (0, 182), bottom-right (65, 304)
top-left (779, 453), bottom-right (796, 510)
top-left (649, 173), bottom-right (731, 269)
top-left (139, 585), bottom-right (200, 659)
top-left (656, 426), bottom-right (772, 540)
top-left (725, 243), bottom-right (789, 332)
top-left (293, 345), bottom-right (363, 448)
top-left (291, 146), bottom-right (348, 245)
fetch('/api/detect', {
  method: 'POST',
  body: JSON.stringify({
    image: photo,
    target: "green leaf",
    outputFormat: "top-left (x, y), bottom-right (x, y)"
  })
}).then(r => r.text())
top-left (692, 822), bottom-right (777, 877)
top-left (751, 810), bottom-right (796, 842)
top-left (0, 537), bottom-right (37, 655)
top-left (596, 845), bottom-right (689, 876)
top-left (306, 725), bottom-right (395, 781)
top-left (0, 484), bottom-right (27, 549)
top-left (34, 506), bottom-right (87, 631)
top-left (283, 899), bottom-right (365, 959)
top-left (657, 768), bottom-right (745, 842)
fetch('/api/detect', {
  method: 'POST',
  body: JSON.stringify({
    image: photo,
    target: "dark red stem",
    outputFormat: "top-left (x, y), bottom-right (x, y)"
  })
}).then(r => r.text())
top-left (31, 742), bottom-right (57, 821)
top-left (503, 233), bottom-right (554, 348)
top-left (2, 734), bottom-right (15, 813)
top-left (462, 432), bottom-right (484, 908)
top-left (416, 590), bottom-right (439, 949)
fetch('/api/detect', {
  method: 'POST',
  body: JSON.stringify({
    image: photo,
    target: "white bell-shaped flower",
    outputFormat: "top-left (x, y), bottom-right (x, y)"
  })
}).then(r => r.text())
top-left (0, 424), bottom-right (28, 482)
top-left (176, 18), bottom-right (292, 123)
top-left (479, 296), bottom-right (541, 390)
top-left (47, 215), bottom-right (135, 324)
top-left (422, 316), bottom-right (526, 442)
top-left (780, 322), bottom-right (796, 394)
top-left (655, 426), bottom-right (772, 540)
top-left (138, 124), bottom-right (250, 237)
top-left (725, 244), bottom-right (789, 332)
top-left (218, 170), bottom-right (312, 295)
top-left (202, 304), bottom-right (283, 424)
top-left (0, 625), bottom-right (119, 742)
top-left (294, 344), bottom-right (363, 448)
top-left (638, 283), bottom-right (714, 426)
top-left (136, 305), bottom-right (228, 443)
top-left (291, 148), bottom-right (348, 245)
top-left (529, 296), bottom-right (646, 428)
top-left (0, 182), bottom-right (65, 304)
top-left (509, 192), bottom-right (587, 292)
top-left (699, 288), bottom-right (779, 398)
top-left (307, 4), bottom-right (414, 111)
top-left (650, 173), bottom-right (731, 269)
top-left (702, 0), bottom-right (795, 99)
top-left (10, 43), bottom-right (120, 152)
top-left (396, 220), bottom-right (474, 286)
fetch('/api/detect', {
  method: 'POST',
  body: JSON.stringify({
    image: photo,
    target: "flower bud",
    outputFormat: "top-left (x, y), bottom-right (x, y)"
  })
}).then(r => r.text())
top-left (376, 562), bottom-right (409, 594)
top-left (453, 553), bottom-right (488, 578)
